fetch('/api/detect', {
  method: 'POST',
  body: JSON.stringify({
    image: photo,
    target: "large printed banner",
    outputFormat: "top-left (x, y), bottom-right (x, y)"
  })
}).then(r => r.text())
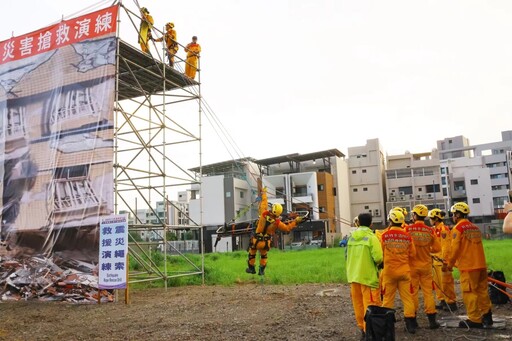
top-left (99, 215), bottom-right (128, 290)
top-left (0, 5), bottom-right (118, 264)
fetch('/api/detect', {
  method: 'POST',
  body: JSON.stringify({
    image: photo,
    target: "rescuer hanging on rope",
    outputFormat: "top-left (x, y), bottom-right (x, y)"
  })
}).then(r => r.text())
top-left (138, 7), bottom-right (154, 53)
top-left (245, 187), bottom-right (304, 276)
top-left (154, 22), bottom-right (178, 67)
top-left (185, 36), bottom-right (201, 79)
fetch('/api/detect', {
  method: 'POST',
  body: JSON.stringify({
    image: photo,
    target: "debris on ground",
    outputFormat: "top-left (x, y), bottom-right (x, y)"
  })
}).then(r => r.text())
top-left (0, 254), bottom-right (111, 303)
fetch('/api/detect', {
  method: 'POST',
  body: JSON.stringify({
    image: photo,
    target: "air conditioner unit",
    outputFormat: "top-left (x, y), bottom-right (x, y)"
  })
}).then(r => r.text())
top-left (409, 194), bottom-right (414, 199)
top-left (416, 195), bottom-right (421, 200)
top-left (399, 191), bottom-right (405, 195)
top-left (375, 209), bottom-right (380, 216)
top-left (427, 193), bottom-right (434, 199)
top-left (400, 196), bottom-right (406, 201)
top-left (390, 197), bottom-right (396, 202)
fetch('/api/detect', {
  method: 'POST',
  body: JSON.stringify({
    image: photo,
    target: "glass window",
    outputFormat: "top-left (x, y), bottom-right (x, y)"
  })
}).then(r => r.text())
top-left (472, 198), bottom-right (480, 204)
top-left (470, 179), bottom-right (478, 185)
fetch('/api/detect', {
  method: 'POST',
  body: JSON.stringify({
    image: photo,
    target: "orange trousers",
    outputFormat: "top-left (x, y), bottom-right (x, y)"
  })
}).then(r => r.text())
top-left (411, 266), bottom-right (436, 314)
top-left (460, 269), bottom-right (492, 323)
top-left (185, 56), bottom-right (198, 79)
top-left (350, 283), bottom-right (381, 332)
top-left (247, 239), bottom-right (270, 267)
top-left (381, 272), bottom-right (416, 318)
top-left (433, 263), bottom-right (456, 304)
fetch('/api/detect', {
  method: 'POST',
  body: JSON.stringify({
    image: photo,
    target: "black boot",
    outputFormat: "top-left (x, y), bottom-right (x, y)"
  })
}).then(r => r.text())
top-left (435, 300), bottom-right (446, 310)
top-left (458, 319), bottom-right (483, 329)
top-left (482, 310), bottom-right (493, 329)
top-left (412, 316), bottom-right (419, 329)
top-left (427, 313), bottom-right (440, 329)
top-left (404, 317), bottom-right (416, 334)
top-left (258, 265), bottom-right (266, 276)
top-left (245, 264), bottom-right (256, 274)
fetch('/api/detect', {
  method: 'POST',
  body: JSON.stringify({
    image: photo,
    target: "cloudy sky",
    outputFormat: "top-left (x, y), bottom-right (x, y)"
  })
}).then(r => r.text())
top-left (3, 0), bottom-right (512, 164)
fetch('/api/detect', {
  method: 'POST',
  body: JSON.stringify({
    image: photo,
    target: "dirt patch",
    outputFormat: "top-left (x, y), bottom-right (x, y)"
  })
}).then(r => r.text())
top-left (1, 283), bottom-right (510, 340)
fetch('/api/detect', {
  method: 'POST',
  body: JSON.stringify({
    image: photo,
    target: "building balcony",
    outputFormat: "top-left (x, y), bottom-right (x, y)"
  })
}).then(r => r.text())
top-left (291, 195), bottom-right (313, 204)
top-left (452, 189), bottom-right (466, 198)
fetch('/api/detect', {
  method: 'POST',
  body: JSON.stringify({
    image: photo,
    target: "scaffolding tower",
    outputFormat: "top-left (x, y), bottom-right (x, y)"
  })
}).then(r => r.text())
top-left (114, 3), bottom-right (204, 286)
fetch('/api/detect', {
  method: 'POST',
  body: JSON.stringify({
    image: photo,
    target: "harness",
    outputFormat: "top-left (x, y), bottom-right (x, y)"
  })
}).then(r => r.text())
top-left (250, 217), bottom-right (280, 251)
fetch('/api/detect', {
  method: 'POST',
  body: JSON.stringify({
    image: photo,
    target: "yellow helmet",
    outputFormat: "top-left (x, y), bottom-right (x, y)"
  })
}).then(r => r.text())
top-left (271, 203), bottom-right (283, 216)
top-left (450, 202), bottom-right (470, 215)
top-left (412, 204), bottom-right (428, 217)
top-left (166, 22), bottom-right (175, 28)
top-left (390, 207), bottom-right (408, 217)
top-left (428, 208), bottom-right (445, 220)
top-left (388, 210), bottom-right (405, 225)
top-left (140, 7), bottom-right (149, 14)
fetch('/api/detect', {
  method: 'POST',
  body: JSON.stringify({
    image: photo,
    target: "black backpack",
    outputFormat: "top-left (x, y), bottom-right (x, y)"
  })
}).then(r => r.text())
top-left (488, 270), bottom-right (509, 305)
top-left (364, 305), bottom-right (396, 341)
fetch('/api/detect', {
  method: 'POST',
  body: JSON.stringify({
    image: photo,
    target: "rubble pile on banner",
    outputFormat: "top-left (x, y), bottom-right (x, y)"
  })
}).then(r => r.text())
top-left (0, 255), bottom-right (113, 303)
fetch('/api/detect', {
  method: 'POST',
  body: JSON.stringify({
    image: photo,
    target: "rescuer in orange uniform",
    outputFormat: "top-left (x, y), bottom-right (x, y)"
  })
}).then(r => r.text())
top-left (375, 207), bottom-right (408, 242)
top-left (380, 210), bottom-right (417, 334)
top-left (405, 204), bottom-right (441, 329)
top-left (429, 208), bottom-right (457, 311)
top-left (154, 22), bottom-right (178, 67)
top-left (445, 202), bottom-right (493, 328)
top-left (138, 7), bottom-right (154, 53)
top-left (245, 187), bottom-right (304, 276)
top-left (185, 36), bottom-right (201, 79)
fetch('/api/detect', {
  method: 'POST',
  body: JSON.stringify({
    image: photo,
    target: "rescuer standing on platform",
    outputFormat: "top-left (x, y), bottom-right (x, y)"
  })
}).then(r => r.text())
top-left (381, 210), bottom-right (417, 334)
top-left (445, 202), bottom-right (493, 329)
top-left (185, 36), bottom-right (201, 79)
top-left (138, 7), bottom-right (154, 53)
top-left (245, 187), bottom-right (304, 276)
top-left (154, 22), bottom-right (178, 67)
top-left (406, 204), bottom-right (441, 329)
top-left (429, 208), bottom-right (458, 311)
top-left (346, 213), bottom-right (383, 339)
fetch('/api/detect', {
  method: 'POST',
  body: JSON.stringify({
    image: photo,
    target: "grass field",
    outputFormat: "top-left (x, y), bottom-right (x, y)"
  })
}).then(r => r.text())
top-left (131, 239), bottom-right (512, 287)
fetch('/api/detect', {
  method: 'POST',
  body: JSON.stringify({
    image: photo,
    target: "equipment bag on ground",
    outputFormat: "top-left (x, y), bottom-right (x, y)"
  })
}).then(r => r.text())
top-left (364, 305), bottom-right (396, 341)
top-left (488, 270), bottom-right (509, 304)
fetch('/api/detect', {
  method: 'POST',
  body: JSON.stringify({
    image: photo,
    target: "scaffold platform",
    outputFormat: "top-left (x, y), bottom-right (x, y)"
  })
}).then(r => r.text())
top-left (118, 40), bottom-right (198, 100)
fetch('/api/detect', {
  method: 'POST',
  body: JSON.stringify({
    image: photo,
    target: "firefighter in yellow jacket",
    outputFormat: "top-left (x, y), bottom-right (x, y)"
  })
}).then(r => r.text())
top-left (405, 204), bottom-right (441, 329)
top-left (154, 22), bottom-right (178, 67)
top-left (185, 36), bottom-right (201, 79)
top-left (446, 202), bottom-right (493, 328)
top-left (429, 208), bottom-right (457, 311)
top-left (381, 210), bottom-right (417, 334)
top-left (245, 187), bottom-right (304, 276)
top-left (138, 7), bottom-right (154, 53)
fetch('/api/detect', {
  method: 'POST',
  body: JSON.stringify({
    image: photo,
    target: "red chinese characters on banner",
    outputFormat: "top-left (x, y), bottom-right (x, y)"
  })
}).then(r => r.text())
top-left (0, 5), bottom-right (118, 65)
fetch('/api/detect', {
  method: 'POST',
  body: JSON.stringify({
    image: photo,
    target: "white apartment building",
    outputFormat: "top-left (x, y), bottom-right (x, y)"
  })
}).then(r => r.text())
top-left (438, 130), bottom-right (512, 221)
top-left (347, 139), bottom-right (387, 227)
top-left (385, 150), bottom-right (448, 220)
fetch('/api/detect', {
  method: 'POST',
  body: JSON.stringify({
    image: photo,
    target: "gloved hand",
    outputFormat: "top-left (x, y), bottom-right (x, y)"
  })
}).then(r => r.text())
top-left (377, 262), bottom-right (384, 270)
top-left (295, 216), bottom-right (303, 224)
top-left (442, 263), bottom-right (453, 272)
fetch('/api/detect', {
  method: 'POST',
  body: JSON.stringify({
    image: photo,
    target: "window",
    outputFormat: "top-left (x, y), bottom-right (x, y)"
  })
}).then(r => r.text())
top-left (319, 207), bottom-right (326, 213)
top-left (362, 169), bottom-right (367, 173)
top-left (352, 170), bottom-right (356, 174)
top-left (440, 167), bottom-right (446, 175)
top-left (333, 187), bottom-right (337, 196)
top-left (226, 192), bottom-right (231, 198)
top-left (318, 184), bottom-right (324, 191)
top-left (363, 187), bottom-right (368, 191)
top-left (240, 191), bottom-right (244, 198)
top-left (364, 205), bottom-right (369, 209)
top-left (442, 188), bottom-right (447, 196)
top-left (441, 177), bottom-right (446, 185)
top-left (353, 188), bottom-right (358, 192)
top-left (470, 179), bottom-right (478, 185)
top-left (398, 186), bottom-right (413, 195)
top-left (472, 198), bottom-right (481, 204)
top-left (426, 184), bottom-right (440, 193)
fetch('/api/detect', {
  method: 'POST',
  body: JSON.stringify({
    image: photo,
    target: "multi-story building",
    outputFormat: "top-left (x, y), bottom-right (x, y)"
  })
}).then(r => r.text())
top-left (385, 149), bottom-right (447, 221)
top-left (254, 149), bottom-right (351, 236)
top-left (347, 139), bottom-right (387, 227)
top-left (438, 130), bottom-right (512, 222)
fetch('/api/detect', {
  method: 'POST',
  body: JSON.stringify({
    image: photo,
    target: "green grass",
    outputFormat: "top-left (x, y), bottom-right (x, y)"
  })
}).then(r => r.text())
top-left (130, 239), bottom-right (512, 288)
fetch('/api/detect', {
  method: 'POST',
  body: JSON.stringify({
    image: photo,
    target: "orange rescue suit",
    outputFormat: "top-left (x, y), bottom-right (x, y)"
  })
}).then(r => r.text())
top-left (405, 222), bottom-right (441, 315)
top-left (155, 28), bottom-right (178, 67)
top-left (185, 42), bottom-right (201, 79)
top-left (448, 219), bottom-right (492, 323)
top-left (247, 191), bottom-right (298, 268)
top-left (139, 13), bottom-right (154, 53)
top-left (380, 227), bottom-right (416, 318)
top-left (432, 222), bottom-right (456, 304)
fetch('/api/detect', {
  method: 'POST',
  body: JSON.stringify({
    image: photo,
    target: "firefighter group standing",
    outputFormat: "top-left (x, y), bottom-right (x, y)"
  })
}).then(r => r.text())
top-left (137, 6), bottom-right (201, 79)
top-left (347, 202), bottom-right (494, 336)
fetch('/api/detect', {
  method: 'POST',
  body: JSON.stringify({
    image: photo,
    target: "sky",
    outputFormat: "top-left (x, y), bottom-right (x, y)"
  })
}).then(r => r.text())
top-left (3, 0), bottom-right (512, 165)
